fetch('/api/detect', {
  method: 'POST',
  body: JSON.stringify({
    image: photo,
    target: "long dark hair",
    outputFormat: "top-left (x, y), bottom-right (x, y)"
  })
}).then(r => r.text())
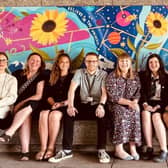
top-left (0, 52), bottom-right (8, 60)
top-left (145, 53), bottom-right (166, 78)
top-left (49, 50), bottom-right (71, 86)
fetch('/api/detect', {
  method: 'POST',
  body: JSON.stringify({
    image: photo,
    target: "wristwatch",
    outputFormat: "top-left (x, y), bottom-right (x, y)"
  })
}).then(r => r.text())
top-left (98, 103), bottom-right (105, 107)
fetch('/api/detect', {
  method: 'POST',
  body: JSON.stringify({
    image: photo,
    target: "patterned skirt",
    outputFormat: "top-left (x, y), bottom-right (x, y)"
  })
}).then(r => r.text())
top-left (108, 103), bottom-right (141, 146)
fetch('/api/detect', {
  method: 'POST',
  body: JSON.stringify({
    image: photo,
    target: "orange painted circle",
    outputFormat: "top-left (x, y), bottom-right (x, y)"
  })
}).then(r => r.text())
top-left (108, 32), bottom-right (121, 44)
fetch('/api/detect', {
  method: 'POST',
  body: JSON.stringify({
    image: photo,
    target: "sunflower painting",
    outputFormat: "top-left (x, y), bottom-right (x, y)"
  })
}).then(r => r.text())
top-left (30, 10), bottom-right (68, 45)
top-left (1, 6), bottom-right (168, 73)
top-left (146, 12), bottom-right (168, 36)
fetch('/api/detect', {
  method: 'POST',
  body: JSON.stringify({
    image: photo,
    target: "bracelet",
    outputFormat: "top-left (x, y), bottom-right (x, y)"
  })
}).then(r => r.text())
top-left (98, 103), bottom-right (105, 107)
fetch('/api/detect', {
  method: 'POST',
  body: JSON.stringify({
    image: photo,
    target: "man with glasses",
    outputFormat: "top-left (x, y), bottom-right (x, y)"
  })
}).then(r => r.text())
top-left (49, 52), bottom-right (110, 163)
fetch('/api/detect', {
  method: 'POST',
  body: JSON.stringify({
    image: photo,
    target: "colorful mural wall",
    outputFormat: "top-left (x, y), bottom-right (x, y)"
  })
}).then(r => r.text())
top-left (0, 6), bottom-right (168, 72)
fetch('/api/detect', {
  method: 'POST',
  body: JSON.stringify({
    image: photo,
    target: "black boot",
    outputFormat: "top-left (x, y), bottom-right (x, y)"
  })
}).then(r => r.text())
top-left (153, 150), bottom-right (167, 163)
top-left (142, 147), bottom-right (153, 160)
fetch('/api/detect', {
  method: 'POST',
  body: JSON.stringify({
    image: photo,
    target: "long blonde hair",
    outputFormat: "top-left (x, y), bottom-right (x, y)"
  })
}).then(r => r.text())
top-left (49, 50), bottom-right (71, 86)
top-left (115, 53), bottom-right (134, 79)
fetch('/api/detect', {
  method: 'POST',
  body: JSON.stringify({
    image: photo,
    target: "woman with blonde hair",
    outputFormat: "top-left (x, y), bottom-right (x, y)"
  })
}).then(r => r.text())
top-left (106, 53), bottom-right (141, 160)
top-left (35, 51), bottom-right (73, 161)
top-left (0, 52), bottom-right (46, 161)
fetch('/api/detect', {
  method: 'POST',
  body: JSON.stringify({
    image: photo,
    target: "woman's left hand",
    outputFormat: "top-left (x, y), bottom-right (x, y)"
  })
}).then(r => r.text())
top-left (128, 100), bottom-right (139, 111)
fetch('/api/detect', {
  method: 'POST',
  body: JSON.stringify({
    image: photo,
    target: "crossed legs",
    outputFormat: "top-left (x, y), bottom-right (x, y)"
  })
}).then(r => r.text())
top-left (36, 110), bottom-right (63, 160)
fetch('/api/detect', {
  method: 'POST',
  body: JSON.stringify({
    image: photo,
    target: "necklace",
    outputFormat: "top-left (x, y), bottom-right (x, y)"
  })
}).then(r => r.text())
top-left (0, 73), bottom-right (7, 100)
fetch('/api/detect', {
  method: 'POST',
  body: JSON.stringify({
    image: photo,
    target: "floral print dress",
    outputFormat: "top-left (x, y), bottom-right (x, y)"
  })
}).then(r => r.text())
top-left (106, 71), bottom-right (141, 146)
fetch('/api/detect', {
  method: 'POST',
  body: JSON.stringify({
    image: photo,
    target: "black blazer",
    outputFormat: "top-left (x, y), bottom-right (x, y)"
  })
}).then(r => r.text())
top-left (139, 71), bottom-right (168, 109)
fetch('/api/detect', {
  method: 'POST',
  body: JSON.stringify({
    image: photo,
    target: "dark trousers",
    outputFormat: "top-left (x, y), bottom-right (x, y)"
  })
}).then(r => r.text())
top-left (0, 112), bottom-right (13, 130)
top-left (62, 103), bottom-right (108, 150)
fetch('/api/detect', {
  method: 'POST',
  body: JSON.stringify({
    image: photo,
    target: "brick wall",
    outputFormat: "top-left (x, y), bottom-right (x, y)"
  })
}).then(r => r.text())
top-left (0, 0), bottom-right (167, 6)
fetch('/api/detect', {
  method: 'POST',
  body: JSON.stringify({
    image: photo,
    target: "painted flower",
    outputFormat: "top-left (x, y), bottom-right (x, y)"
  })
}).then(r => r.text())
top-left (146, 12), bottom-right (168, 36)
top-left (5, 38), bottom-right (13, 45)
top-left (30, 10), bottom-right (68, 45)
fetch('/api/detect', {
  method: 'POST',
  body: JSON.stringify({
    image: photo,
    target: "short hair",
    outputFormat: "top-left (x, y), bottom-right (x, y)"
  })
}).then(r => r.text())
top-left (85, 52), bottom-right (99, 60)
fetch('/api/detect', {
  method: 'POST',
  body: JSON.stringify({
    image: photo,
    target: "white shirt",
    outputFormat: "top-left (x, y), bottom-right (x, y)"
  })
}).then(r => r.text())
top-left (0, 73), bottom-right (18, 119)
top-left (151, 75), bottom-right (161, 101)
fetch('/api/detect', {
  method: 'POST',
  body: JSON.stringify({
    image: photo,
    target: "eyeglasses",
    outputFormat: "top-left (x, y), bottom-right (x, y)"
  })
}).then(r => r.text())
top-left (85, 60), bottom-right (98, 64)
top-left (0, 59), bottom-right (7, 63)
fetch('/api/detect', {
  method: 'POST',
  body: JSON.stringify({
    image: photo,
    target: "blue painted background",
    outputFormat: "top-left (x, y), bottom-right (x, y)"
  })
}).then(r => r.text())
top-left (0, 6), bottom-right (168, 72)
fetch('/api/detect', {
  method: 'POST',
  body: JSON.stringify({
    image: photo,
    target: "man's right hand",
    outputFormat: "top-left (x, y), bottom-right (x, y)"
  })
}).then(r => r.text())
top-left (67, 106), bottom-right (78, 117)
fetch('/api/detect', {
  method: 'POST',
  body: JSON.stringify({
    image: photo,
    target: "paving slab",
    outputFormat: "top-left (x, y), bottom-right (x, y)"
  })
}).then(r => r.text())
top-left (112, 159), bottom-right (167, 168)
top-left (0, 152), bottom-right (167, 168)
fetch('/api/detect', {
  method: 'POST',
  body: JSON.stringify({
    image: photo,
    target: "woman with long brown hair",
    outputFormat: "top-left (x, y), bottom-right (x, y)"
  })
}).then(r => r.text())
top-left (106, 53), bottom-right (141, 160)
top-left (35, 51), bottom-right (73, 161)
top-left (0, 52), bottom-right (46, 161)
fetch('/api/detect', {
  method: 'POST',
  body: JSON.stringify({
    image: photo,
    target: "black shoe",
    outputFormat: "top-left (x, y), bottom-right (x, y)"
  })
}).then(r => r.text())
top-left (142, 147), bottom-right (153, 160)
top-left (153, 150), bottom-right (167, 163)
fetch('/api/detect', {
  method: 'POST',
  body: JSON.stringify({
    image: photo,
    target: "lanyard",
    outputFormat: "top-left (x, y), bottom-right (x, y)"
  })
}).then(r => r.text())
top-left (86, 73), bottom-right (96, 96)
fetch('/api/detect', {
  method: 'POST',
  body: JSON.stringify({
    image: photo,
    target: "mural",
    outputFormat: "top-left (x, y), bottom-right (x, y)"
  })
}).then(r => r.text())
top-left (0, 6), bottom-right (168, 72)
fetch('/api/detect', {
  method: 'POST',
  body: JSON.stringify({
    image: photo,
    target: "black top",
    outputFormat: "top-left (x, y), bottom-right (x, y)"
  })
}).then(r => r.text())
top-left (139, 71), bottom-right (168, 109)
top-left (43, 73), bottom-right (73, 109)
top-left (12, 69), bottom-right (49, 104)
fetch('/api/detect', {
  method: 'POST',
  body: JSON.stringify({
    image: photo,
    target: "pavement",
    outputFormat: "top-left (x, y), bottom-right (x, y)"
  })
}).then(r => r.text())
top-left (0, 152), bottom-right (167, 168)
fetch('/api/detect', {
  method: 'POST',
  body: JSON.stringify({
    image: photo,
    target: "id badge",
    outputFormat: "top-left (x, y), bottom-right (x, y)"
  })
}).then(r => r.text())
top-left (86, 96), bottom-right (93, 102)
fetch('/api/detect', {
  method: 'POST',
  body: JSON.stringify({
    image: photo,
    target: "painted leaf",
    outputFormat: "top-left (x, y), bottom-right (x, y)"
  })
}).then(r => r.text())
top-left (110, 48), bottom-right (126, 57)
top-left (54, 46), bottom-right (58, 56)
top-left (136, 23), bottom-right (144, 36)
top-left (127, 37), bottom-right (136, 52)
top-left (29, 44), bottom-right (51, 61)
top-left (71, 48), bottom-right (85, 70)
top-left (144, 42), bottom-right (162, 49)
top-left (21, 11), bottom-right (29, 16)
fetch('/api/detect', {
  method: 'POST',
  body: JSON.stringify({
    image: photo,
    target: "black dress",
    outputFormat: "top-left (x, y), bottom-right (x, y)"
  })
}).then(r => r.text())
top-left (12, 69), bottom-right (48, 112)
top-left (42, 73), bottom-right (73, 113)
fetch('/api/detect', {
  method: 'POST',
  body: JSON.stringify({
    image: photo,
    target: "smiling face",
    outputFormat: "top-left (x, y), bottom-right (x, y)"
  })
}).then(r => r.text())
top-left (148, 57), bottom-right (160, 74)
top-left (58, 56), bottom-right (70, 73)
top-left (0, 54), bottom-right (8, 72)
top-left (27, 54), bottom-right (42, 73)
top-left (118, 58), bottom-right (131, 74)
top-left (85, 54), bottom-right (99, 74)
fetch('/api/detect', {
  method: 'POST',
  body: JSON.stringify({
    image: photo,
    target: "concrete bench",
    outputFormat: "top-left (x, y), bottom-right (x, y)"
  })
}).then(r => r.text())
top-left (0, 120), bottom-right (112, 152)
top-left (0, 120), bottom-right (162, 153)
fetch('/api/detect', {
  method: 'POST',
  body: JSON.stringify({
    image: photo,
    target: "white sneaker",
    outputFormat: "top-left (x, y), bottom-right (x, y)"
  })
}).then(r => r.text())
top-left (48, 150), bottom-right (73, 163)
top-left (98, 151), bottom-right (110, 163)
